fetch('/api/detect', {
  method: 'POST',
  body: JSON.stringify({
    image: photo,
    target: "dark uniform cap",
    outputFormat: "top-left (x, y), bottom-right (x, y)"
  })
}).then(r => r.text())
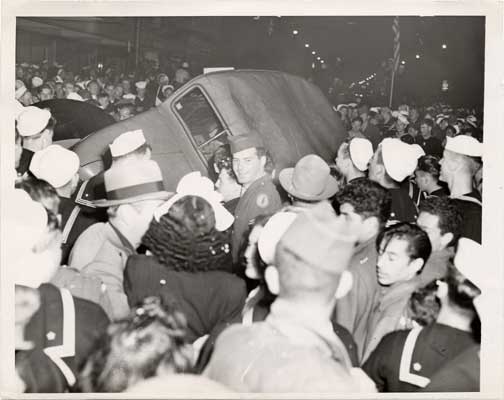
top-left (228, 131), bottom-right (264, 154)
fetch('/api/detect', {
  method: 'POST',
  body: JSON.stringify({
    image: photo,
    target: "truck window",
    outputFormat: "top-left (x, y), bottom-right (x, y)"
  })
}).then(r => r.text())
top-left (174, 87), bottom-right (227, 162)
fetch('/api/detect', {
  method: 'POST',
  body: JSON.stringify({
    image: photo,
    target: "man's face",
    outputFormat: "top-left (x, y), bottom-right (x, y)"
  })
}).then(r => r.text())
top-left (64, 83), bottom-right (75, 96)
top-left (414, 170), bottom-right (429, 192)
top-left (440, 120), bottom-right (449, 130)
top-left (408, 126), bottom-right (418, 137)
top-left (417, 212), bottom-right (445, 252)
top-left (420, 123), bottom-right (431, 138)
top-left (232, 147), bottom-right (265, 186)
top-left (105, 85), bottom-right (115, 97)
top-left (376, 238), bottom-right (418, 286)
top-left (127, 199), bottom-right (165, 246)
top-left (410, 109), bottom-right (419, 120)
top-left (339, 107), bottom-right (348, 117)
top-left (351, 120), bottom-right (362, 131)
top-left (396, 120), bottom-right (407, 132)
top-left (439, 149), bottom-right (459, 182)
top-left (98, 96), bottom-right (110, 108)
top-left (39, 88), bottom-right (53, 101)
top-left (122, 80), bottom-right (131, 93)
top-left (137, 88), bottom-right (146, 97)
top-left (88, 82), bottom-right (99, 96)
top-left (368, 150), bottom-right (381, 182)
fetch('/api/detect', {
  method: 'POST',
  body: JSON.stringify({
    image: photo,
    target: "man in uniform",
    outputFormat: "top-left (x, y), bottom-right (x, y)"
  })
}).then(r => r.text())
top-left (368, 138), bottom-right (421, 224)
top-left (439, 135), bottom-right (482, 243)
top-left (16, 106), bottom-right (54, 176)
top-left (335, 138), bottom-right (374, 185)
top-left (29, 144), bottom-right (96, 265)
top-left (11, 189), bottom-right (109, 393)
top-left (332, 178), bottom-right (392, 363)
top-left (229, 132), bottom-right (282, 267)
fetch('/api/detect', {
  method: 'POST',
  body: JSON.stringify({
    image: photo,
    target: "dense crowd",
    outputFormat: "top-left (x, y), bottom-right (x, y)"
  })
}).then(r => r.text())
top-left (14, 58), bottom-right (190, 122)
top-left (11, 59), bottom-right (484, 394)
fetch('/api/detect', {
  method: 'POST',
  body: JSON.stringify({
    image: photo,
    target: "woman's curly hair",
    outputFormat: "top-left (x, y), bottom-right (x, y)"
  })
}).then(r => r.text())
top-left (408, 280), bottom-right (441, 326)
top-left (142, 195), bottom-right (232, 273)
top-left (78, 296), bottom-right (193, 393)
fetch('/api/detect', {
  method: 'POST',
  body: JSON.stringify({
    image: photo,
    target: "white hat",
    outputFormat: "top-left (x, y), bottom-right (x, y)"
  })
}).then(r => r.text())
top-left (32, 76), bottom-right (43, 88)
top-left (349, 137), bottom-right (373, 171)
top-left (399, 110), bottom-right (409, 117)
top-left (67, 92), bottom-right (84, 101)
top-left (454, 238), bottom-right (484, 290)
top-left (436, 114), bottom-right (448, 125)
top-left (182, 62), bottom-right (190, 68)
top-left (135, 81), bottom-right (147, 89)
top-left (397, 114), bottom-right (409, 125)
top-left (411, 144), bottom-right (426, 159)
top-left (17, 106), bottom-right (51, 137)
top-left (30, 145), bottom-right (80, 188)
top-left (123, 93), bottom-right (136, 100)
top-left (9, 189), bottom-right (48, 255)
top-left (258, 211), bottom-right (298, 265)
top-left (76, 81), bottom-right (87, 90)
top-left (54, 76), bottom-right (64, 83)
top-left (153, 171), bottom-right (234, 232)
top-left (15, 80), bottom-right (27, 100)
top-left (369, 107), bottom-right (381, 113)
top-left (445, 135), bottom-right (482, 157)
top-left (347, 102), bottom-right (357, 108)
top-left (336, 104), bottom-right (348, 111)
top-left (109, 129), bottom-right (146, 157)
top-left (161, 84), bottom-right (174, 92)
top-left (381, 138), bottom-right (419, 182)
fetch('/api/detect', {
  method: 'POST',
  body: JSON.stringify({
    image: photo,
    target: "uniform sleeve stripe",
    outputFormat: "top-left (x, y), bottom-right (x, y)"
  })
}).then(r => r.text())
top-left (398, 326), bottom-right (430, 388)
top-left (62, 206), bottom-right (81, 244)
top-left (43, 288), bottom-right (77, 386)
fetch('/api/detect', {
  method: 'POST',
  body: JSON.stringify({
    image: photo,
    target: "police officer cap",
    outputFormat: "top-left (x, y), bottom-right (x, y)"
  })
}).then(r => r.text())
top-left (109, 129), bottom-right (146, 157)
top-left (30, 145), bottom-right (80, 188)
top-left (17, 106), bottom-right (52, 137)
top-left (228, 131), bottom-right (264, 154)
top-left (445, 135), bottom-right (482, 157)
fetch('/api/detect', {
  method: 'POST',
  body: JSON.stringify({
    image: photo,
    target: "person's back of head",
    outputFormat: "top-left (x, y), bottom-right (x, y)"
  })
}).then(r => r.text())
top-left (415, 155), bottom-right (442, 193)
top-left (79, 297), bottom-right (193, 392)
top-left (274, 201), bottom-right (358, 304)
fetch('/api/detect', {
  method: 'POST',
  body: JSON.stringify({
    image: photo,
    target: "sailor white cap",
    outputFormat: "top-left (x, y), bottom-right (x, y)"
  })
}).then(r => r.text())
top-left (109, 129), bottom-right (147, 157)
top-left (349, 137), bottom-right (373, 171)
top-left (445, 135), bottom-right (483, 157)
top-left (17, 106), bottom-right (51, 137)
top-left (30, 145), bottom-right (80, 188)
top-left (381, 138), bottom-right (419, 182)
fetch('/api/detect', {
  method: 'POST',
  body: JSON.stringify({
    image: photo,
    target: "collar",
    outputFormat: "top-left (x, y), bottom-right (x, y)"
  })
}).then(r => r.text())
top-left (108, 222), bottom-right (136, 253)
top-left (266, 299), bottom-right (352, 369)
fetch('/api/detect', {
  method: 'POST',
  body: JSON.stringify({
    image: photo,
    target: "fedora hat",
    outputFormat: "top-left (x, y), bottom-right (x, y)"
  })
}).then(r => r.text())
top-left (279, 154), bottom-right (339, 201)
top-left (93, 160), bottom-right (173, 207)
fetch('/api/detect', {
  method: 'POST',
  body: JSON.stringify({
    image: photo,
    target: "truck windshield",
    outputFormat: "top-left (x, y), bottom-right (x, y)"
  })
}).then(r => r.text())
top-left (174, 87), bottom-right (227, 162)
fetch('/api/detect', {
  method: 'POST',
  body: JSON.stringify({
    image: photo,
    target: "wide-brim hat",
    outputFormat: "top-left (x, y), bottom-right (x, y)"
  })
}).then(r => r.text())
top-left (279, 154), bottom-right (338, 201)
top-left (93, 160), bottom-right (173, 207)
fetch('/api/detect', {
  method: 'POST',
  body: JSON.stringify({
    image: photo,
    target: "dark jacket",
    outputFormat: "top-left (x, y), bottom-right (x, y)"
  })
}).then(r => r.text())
top-left (416, 136), bottom-right (443, 159)
top-left (17, 148), bottom-right (34, 176)
top-left (452, 191), bottom-right (482, 243)
top-left (21, 283), bottom-right (109, 392)
top-left (363, 323), bottom-right (477, 392)
top-left (388, 187), bottom-right (418, 224)
top-left (124, 254), bottom-right (247, 343)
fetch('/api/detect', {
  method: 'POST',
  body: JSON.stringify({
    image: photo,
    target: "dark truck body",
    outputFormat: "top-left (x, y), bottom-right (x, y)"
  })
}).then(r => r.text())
top-left (72, 69), bottom-right (347, 191)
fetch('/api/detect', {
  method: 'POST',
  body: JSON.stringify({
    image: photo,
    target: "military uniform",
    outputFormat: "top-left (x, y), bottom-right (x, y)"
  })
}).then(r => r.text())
top-left (17, 148), bottom-right (34, 176)
top-left (334, 236), bottom-right (380, 363)
top-left (59, 194), bottom-right (103, 265)
top-left (417, 136), bottom-right (443, 159)
top-left (452, 190), bottom-right (481, 243)
top-left (21, 283), bottom-right (109, 392)
top-left (388, 187), bottom-right (418, 224)
top-left (67, 222), bottom-right (136, 320)
top-left (231, 175), bottom-right (282, 265)
top-left (363, 323), bottom-right (477, 392)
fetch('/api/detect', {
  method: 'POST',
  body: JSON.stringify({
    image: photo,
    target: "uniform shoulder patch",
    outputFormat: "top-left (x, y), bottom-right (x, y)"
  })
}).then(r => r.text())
top-left (256, 193), bottom-right (270, 209)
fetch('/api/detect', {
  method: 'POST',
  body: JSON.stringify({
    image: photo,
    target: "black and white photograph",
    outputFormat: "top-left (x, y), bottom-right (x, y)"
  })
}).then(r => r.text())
top-left (2, 0), bottom-right (503, 397)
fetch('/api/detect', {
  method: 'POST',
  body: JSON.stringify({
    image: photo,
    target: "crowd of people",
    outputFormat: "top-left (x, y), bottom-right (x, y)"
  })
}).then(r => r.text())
top-left (11, 57), bottom-right (485, 394)
top-left (14, 58), bottom-right (191, 122)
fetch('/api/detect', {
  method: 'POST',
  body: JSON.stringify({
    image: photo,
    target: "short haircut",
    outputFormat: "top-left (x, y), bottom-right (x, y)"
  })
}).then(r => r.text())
top-left (334, 178), bottom-right (392, 226)
top-left (376, 222), bottom-right (432, 265)
top-left (78, 297), bottom-right (193, 392)
top-left (421, 119), bottom-right (434, 129)
top-left (351, 117), bottom-right (363, 125)
top-left (417, 155), bottom-right (441, 180)
top-left (418, 197), bottom-right (463, 246)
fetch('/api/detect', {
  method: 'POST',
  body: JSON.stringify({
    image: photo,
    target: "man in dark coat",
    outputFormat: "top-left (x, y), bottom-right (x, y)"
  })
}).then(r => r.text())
top-left (229, 132), bottom-right (282, 267)
top-left (439, 135), bottom-right (482, 243)
top-left (369, 138), bottom-right (421, 224)
top-left (417, 119), bottom-right (443, 159)
top-left (29, 144), bottom-right (97, 265)
top-left (16, 106), bottom-right (55, 176)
